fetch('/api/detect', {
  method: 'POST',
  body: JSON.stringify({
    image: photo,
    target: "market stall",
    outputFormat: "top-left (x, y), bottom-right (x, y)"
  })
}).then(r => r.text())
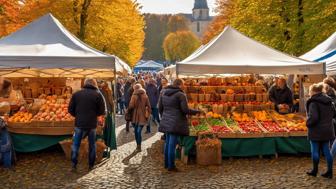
top-left (134, 60), bottom-right (164, 73)
top-left (0, 14), bottom-right (123, 152)
top-left (169, 26), bottom-right (325, 160)
top-left (300, 31), bottom-right (336, 75)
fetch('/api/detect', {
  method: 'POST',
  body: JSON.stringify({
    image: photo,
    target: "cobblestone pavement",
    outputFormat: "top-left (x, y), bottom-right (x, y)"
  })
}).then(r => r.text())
top-left (1, 115), bottom-right (336, 189)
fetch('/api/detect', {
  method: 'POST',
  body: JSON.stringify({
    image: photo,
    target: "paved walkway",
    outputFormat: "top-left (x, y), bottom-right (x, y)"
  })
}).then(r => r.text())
top-left (1, 115), bottom-right (336, 188)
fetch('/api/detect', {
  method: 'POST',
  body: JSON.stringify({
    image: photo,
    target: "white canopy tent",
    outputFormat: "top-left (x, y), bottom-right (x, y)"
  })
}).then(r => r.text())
top-left (174, 26), bottom-right (325, 77)
top-left (0, 13), bottom-right (130, 78)
top-left (300, 32), bottom-right (336, 74)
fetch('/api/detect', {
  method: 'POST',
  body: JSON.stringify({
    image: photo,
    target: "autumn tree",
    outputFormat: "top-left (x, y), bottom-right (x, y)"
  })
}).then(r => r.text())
top-left (4, 0), bottom-right (145, 67)
top-left (0, 0), bottom-right (21, 37)
top-left (142, 14), bottom-right (171, 61)
top-left (163, 31), bottom-right (200, 62)
top-left (167, 15), bottom-right (189, 33)
top-left (203, 0), bottom-right (336, 56)
top-left (202, 0), bottom-right (236, 44)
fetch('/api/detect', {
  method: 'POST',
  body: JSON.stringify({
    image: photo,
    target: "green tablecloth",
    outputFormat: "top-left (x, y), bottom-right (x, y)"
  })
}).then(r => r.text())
top-left (10, 113), bottom-right (116, 153)
top-left (180, 136), bottom-right (310, 157)
top-left (10, 133), bottom-right (71, 152)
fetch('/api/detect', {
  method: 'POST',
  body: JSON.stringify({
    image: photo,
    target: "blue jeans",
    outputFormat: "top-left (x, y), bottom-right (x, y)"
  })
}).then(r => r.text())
top-left (0, 128), bottom-right (14, 168)
top-left (310, 141), bottom-right (333, 172)
top-left (147, 108), bottom-right (160, 133)
top-left (151, 107), bottom-right (160, 123)
top-left (71, 128), bottom-right (96, 168)
top-left (331, 140), bottom-right (336, 158)
top-left (133, 124), bottom-right (143, 146)
top-left (164, 133), bottom-right (178, 169)
top-left (118, 100), bottom-right (125, 114)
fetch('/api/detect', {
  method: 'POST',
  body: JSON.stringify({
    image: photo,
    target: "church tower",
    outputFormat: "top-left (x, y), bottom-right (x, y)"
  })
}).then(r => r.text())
top-left (192, 0), bottom-right (210, 20)
top-left (190, 0), bottom-right (211, 38)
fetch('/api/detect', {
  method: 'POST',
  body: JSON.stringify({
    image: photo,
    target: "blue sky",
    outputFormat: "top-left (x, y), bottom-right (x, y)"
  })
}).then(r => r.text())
top-left (137, 0), bottom-right (217, 15)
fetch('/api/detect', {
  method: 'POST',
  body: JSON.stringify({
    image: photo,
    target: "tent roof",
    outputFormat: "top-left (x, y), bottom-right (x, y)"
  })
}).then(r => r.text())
top-left (177, 26), bottom-right (325, 76)
top-left (300, 32), bottom-right (336, 63)
top-left (0, 13), bottom-right (104, 57)
top-left (300, 32), bottom-right (336, 74)
top-left (134, 60), bottom-right (163, 69)
top-left (0, 13), bottom-right (128, 77)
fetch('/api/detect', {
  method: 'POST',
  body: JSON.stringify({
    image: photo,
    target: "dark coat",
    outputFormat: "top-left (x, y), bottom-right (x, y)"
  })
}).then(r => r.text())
top-left (306, 93), bottom-right (335, 141)
top-left (128, 88), bottom-right (151, 126)
top-left (158, 86), bottom-right (199, 136)
top-left (269, 85), bottom-right (293, 109)
top-left (326, 89), bottom-right (336, 136)
top-left (124, 82), bottom-right (133, 106)
top-left (146, 83), bottom-right (159, 108)
top-left (68, 84), bottom-right (106, 129)
top-left (116, 82), bottom-right (122, 99)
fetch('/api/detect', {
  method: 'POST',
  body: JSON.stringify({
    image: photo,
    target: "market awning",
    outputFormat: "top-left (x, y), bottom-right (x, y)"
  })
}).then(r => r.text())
top-left (0, 13), bottom-right (129, 78)
top-left (176, 26), bottom-right (325, 76)
top-left (300, 31), bottom-right (336, 74)
top-left (133, 60), bottom-right (163, 73)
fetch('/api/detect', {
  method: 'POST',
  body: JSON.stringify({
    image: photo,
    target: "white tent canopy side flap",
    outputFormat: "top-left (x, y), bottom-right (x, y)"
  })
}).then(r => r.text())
top-left (300, 32), bottom-right (336, 74)
top-left (176, 26), bottom-right (325, 76)
top-left (300, 32), bottom-right (336, 62)
top-left (0, 13), bottom-right (129, 77)
top-left (135, 61), bottom-right (164, 69)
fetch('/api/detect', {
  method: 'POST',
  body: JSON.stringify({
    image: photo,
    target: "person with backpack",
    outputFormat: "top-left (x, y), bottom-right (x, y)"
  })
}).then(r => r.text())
top-left (306, 83), bottom-right (335, 179)
top-left (128, 84), bottom-right (151, 151)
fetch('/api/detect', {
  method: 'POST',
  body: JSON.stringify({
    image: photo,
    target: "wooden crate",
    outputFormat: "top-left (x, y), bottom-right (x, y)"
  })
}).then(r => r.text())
top-left (289, 131), bottom-right (307, 137)
top-left (235, 132), bottom-right (264, 138)
top-left (7, 122), bottom-right (32, 128)
top-left (53, 121), bottom-right (74, 127)
top-left (217, 132), bottom-right (237, 138)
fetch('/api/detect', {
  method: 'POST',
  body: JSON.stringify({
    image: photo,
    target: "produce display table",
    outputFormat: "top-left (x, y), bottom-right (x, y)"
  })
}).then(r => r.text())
top-left (10, 133), bottom-right (71, 152)
top-left (180, 136), bottom-right (310, 158)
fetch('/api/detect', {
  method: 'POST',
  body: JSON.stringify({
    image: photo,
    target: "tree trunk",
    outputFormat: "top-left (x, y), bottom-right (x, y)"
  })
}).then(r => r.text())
top-left (296, 0), bottom-right (304, 55)
top-left (281, 1), bottom-right (291, 41)
top-left (78, 0), bottom-right (91, 40)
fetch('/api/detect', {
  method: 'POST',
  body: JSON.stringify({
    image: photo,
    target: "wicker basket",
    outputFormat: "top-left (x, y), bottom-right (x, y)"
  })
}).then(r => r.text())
top-left (244, 104), bottom-right (253, 112)
top-left (262, 93), bottom-right (269, 102)
top-left (60, 139), bottom-right (106, 163)
top-left (190, 93), bottom-right (198, 102)
top-left (235, 94), bottom-right (244, 102)
top-left (244, 94), bottom-right (251, 101)
top-left (205, 94), bottom-right (211, 102)
top-left (227, 94), bottom-right (234, 102)
top-left (196, 132), bottom-right (222, 166)
top-left (256, 94), bottom-right (263, 102)
top-left (198, 94), bottom-right (205, 102)
top-left (220, 94), bottom-right (227, 102)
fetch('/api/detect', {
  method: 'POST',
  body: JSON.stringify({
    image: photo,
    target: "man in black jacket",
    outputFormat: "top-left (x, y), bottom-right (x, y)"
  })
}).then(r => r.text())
top-left (68, 78), bottom-right (106, 171)
top-left (268, 78), bottom-right (293, 113)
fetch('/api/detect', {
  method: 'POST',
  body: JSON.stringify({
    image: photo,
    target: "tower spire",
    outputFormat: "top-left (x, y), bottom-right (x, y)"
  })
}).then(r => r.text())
top-left (193, 0), bottom-right (209, 10)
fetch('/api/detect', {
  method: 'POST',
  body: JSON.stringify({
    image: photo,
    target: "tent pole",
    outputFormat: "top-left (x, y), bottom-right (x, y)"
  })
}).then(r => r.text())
top-left (112, 67), bottom-right (117, 153)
